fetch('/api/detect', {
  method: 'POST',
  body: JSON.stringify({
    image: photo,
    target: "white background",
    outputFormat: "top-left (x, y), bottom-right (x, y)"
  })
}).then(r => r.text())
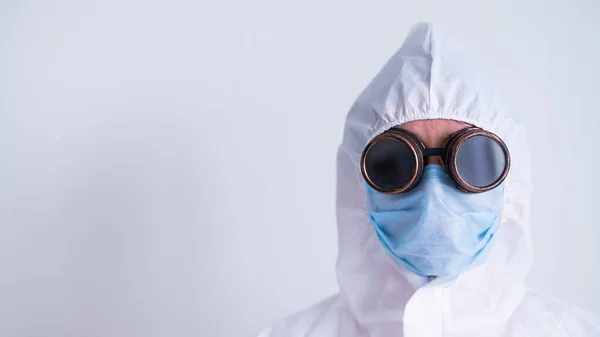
top-left (1, 1), bottom-right (599, 336)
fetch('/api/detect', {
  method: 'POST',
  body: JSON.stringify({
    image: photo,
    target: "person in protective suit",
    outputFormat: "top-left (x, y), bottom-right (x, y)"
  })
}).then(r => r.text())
top-left (256, 23), bottom-right (600, 337)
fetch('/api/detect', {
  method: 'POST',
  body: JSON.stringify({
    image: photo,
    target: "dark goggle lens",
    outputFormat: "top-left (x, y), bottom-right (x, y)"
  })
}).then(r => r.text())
top-left (364, 139), bottom-right (416, 192)
top-left (455, 135), bottom-right (506, 188)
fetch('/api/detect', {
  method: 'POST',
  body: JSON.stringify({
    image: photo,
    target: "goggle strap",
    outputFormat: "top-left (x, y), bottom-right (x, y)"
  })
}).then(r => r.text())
top-left (422, 147), bottom-right (446, 157)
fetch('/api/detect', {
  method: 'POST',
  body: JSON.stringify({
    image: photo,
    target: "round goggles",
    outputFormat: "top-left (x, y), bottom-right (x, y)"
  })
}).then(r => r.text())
top-left (360, 127), bottom-right (510, 194)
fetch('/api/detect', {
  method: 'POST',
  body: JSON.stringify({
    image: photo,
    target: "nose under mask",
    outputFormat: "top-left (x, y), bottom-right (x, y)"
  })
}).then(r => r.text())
top-left (365, 164), bottom-right (505, 276)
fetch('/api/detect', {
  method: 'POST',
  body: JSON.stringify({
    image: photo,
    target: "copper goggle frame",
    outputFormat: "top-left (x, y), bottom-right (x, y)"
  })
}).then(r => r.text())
top-left (360, 127), bottom-right (511, 194)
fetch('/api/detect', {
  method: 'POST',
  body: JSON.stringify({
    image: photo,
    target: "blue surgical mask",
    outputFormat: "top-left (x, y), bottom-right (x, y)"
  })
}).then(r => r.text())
top-left (365, 164), bottom-right (504, 276)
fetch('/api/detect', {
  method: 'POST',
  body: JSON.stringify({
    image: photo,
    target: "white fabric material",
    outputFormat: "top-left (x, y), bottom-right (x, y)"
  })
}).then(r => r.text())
top-left (256, 23), bottom-right (600, 337)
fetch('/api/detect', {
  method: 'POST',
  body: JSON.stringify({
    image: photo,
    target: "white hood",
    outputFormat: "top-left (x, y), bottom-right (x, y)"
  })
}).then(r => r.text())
top-left (334, 22), bottom-right (534, 336)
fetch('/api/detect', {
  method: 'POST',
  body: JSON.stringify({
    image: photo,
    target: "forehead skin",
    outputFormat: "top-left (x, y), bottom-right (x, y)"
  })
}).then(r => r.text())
top-left (399, 119), bottom-right (471, 148)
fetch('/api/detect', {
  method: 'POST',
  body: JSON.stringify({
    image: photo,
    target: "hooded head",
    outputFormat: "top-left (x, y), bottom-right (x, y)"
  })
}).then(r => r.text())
top-left (335, 23), bottom-right (533, 334)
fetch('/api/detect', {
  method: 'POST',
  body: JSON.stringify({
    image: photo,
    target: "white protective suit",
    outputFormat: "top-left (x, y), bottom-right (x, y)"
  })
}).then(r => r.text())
top-left (256, 23), bottom-right (600, 337)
